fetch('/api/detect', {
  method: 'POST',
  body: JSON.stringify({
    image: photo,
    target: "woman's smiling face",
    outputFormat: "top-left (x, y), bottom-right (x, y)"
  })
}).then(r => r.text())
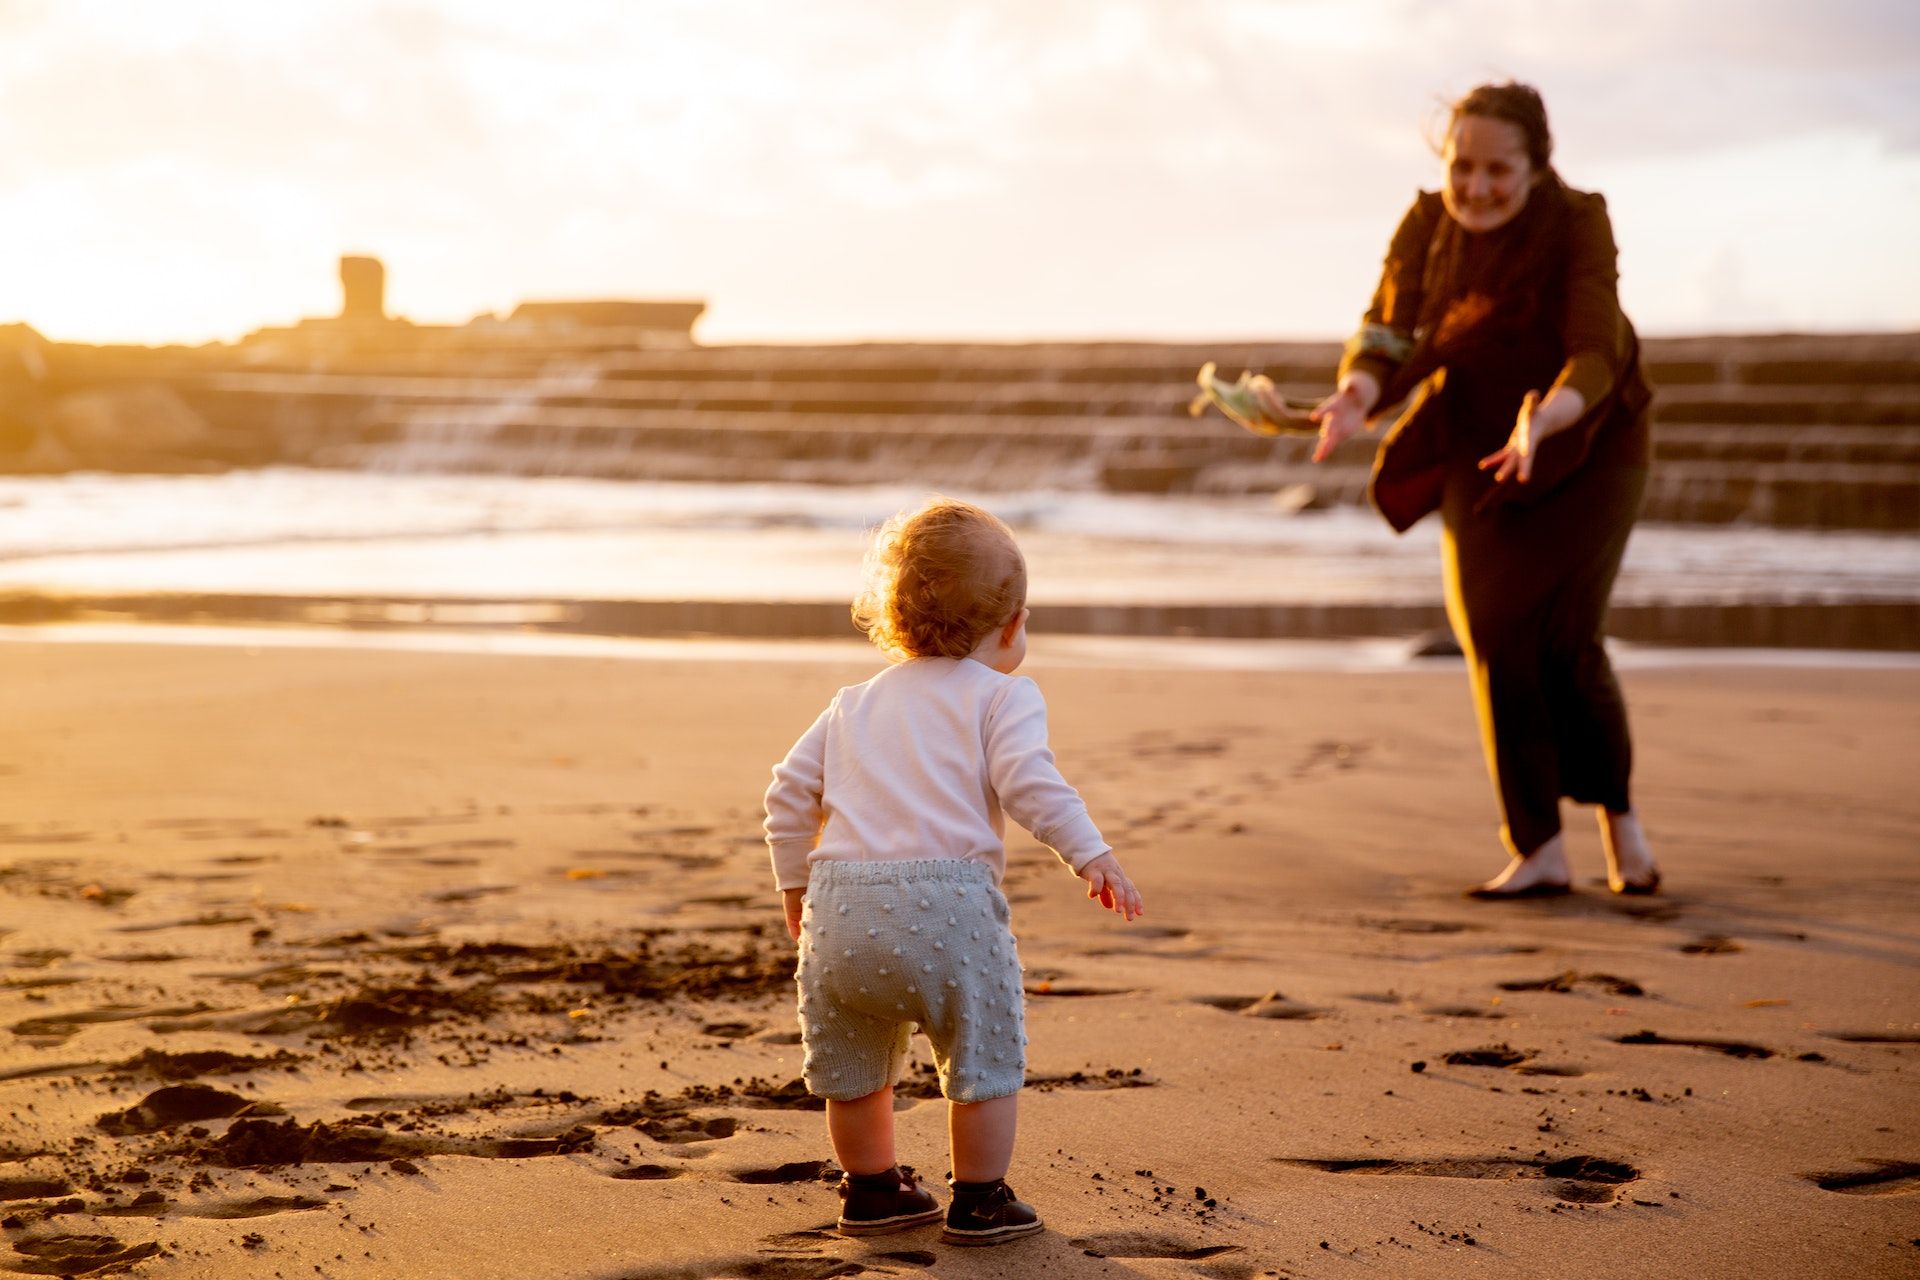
top-left (1442, 114), bottom-right (1541, 233)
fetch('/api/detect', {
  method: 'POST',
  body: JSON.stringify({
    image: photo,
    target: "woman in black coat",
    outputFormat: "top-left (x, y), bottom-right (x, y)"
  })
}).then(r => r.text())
top-left (1262, 83), bottom-right (1662, 899)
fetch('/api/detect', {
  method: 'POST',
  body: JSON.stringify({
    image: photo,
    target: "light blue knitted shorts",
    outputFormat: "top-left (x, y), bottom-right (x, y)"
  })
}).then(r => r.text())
top-left (795, 859), bottom-right (1026, 1105)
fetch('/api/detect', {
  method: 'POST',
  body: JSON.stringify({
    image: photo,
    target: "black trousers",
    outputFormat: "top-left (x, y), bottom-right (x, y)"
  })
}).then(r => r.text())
top-left (1440, 459), bottom-right (1647, 856)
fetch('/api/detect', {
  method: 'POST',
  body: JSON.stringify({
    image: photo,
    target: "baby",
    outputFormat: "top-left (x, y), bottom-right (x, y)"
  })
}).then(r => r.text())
top-left (764, 497), bottom-right (1143, 1247)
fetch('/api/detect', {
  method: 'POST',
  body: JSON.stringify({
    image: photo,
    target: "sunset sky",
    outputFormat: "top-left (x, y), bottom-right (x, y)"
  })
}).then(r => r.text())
top-left (3, 0), bottom-right (1917, 346)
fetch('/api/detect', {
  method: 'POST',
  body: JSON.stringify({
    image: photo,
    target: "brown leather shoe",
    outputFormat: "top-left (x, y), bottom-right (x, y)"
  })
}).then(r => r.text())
top-left (942, 1177), bottom-right (1043, 1246)
top-left (836, 1165), bottom-right (942, 1236)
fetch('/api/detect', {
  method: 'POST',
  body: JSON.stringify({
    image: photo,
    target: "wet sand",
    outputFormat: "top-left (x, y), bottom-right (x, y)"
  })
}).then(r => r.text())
top-left (1, 639), bottom-right (1916, 1279)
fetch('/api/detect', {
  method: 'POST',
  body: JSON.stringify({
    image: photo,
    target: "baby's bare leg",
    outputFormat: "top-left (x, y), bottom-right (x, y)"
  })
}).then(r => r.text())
top-left (826, 1086), bottom-right (897, 1176)
top-left (949, 1093), bottom-right (1019, 1183)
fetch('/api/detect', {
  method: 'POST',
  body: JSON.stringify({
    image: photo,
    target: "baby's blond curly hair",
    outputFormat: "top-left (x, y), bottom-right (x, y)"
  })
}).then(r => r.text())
top-left (852, 498), bottom-right (1027, 661)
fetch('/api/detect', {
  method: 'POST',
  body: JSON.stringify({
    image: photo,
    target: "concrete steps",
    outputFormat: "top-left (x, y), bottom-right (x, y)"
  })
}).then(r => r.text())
top-left (177, 366), bottom-right (1920, 423)
top-left (16, 332), bottom-right (1920, 529)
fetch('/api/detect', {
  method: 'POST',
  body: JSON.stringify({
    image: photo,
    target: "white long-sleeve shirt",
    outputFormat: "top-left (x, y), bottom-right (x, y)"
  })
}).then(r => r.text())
top-left (764, 657), bottom-right (1110, 891)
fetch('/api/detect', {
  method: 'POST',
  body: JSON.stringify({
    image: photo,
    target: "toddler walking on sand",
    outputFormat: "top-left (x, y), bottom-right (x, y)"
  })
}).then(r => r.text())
top-left (764, 497), bottom-right (1143, 1247)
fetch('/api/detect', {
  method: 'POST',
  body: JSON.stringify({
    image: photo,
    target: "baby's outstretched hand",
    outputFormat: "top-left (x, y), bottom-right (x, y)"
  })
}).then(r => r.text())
top-left (781, 887), bottom-right (806, 942)
top-left (1078, 853), bottom-right (1144, 922)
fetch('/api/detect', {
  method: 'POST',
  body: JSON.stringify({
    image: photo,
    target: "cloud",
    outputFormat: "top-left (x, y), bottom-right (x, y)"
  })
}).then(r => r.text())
top-left (0, 0), bottom-right (1914, 341)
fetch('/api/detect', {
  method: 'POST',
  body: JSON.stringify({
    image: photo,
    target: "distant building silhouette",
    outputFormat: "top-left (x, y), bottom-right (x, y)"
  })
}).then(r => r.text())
top-left (339, 255), bottom-right (387, 321)
top-left (232, 255), bottom-right (705, 354)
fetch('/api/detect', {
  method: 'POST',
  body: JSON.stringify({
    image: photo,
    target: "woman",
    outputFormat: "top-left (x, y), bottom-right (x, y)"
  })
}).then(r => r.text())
top-left (1261, 82), bottom-right (1661, 898)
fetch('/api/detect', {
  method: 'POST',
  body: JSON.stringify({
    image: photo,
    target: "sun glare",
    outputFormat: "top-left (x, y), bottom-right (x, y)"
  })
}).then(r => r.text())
top-left (1, 1), bottom-right (1915, 344)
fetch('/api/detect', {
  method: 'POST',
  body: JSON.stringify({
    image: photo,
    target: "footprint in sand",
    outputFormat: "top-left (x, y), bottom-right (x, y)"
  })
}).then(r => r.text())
top-left (1193, 992), bottom-right (1324, 1020)
top-left (6, 1234), bottom-right (160, 1274)
top-left (639, 1115), bottom-right (738, 1144)
top-left (146, 869), bottom-right (248, 884)
top-left (1071, 1233), bottom-right (1245, 1261)
top-left (1124, 924), bottom-right (1192, 941)
top-left (169, 1117), bottom-right (595, 1168)
top-left (1027, 1068), bottom-right (1155, 1092)
top-left (10, 1003), bottom-right (217, 1045)
top-left (145, 1005), bottom-right (319, 1037)
top-left (1440, 1044), bottom-right (1583, 1077)
top-left (1422, 1004), bottom-right (1508, 1020)
top-left (0, 1175), bottom-right (72, 1201)
top-left (95, 1084), bottom-right (285, 1136)
top-left (759, 1228), bottom-right (838, 1248)
top-left (1, 1048), bottom-right (301, 1085)
top-left (1360, 918), bottom-right (1481, 935)
top-left (622, 1256), bottom-right (868, 1280)
top-left (172, 1194), bottom-right (331, 1219)
top-left (1804, 1160), bottom-right (1920, 1196)
top-left (1821, 1030), bottom-right (1920, 1045)
top-left (611, 1164), bottom-right (685, 1181)
top-left (1279, 1154), bottom-right (1639, 1204)
top-left (1499, 971), bottom-right (1645, 997)
top-left (110, 913), bottom-right (253, 934)
top-left (744, 1262), bottom-right (868, 1280)
top-left (92, 1191), bottom-right (171, 1218)
top-left (97, 1189), bottom-right (324, 1220)
top-left (1680, 935), bottom-right (1743, 955)
top-left (123, 1048), bottom-right (305, 1080)
top-left (702, 1022), bottom-right (760, 1040)
top-left (197, 961), bottom-right (342, 989)
top-left (1025, 982), bottom-right (1137, 998)
top-left (1, 976), bottom-right (83, 991)
top-left (342, 1093), bottom-right (493, 1114)
top-left (431, 885), bottom-right (515, 903)
top-left (732, 1160), bottom-right (835, 1185)
top-left (1615, 1030), bottom-right (1774, 1059)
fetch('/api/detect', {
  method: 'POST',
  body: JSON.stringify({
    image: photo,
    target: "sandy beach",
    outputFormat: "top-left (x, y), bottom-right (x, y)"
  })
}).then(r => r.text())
top-left (1, 637), bottom-right (1916, 1279)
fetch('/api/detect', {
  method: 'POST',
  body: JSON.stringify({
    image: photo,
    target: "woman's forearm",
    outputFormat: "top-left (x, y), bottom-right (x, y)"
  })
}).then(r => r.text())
top-left (1338, 369), bottom-right (1382, 416)
top-left (1530, 385), bottom-right (1587, 440)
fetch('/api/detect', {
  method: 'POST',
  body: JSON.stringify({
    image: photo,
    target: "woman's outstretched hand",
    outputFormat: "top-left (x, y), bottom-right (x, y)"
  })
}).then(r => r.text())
top-left (1305, 384), bottom-right (1368, 463)
top-left (1479, 389), bottom-right (1542, 484)
top-left (1078, 852), bottom-right (1144, 922)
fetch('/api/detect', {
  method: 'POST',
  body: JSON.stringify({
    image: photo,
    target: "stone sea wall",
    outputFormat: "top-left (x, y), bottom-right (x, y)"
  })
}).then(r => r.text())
top-left (2, 324), bottom-right (1915, 530)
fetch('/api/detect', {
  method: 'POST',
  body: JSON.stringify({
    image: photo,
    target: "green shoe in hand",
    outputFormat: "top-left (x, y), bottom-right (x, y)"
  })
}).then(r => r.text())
top-left (1189, 362), bottom-right (1321, 437)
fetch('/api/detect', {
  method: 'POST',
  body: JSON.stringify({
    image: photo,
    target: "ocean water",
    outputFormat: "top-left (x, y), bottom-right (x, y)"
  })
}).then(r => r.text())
top-left (1, 468), bottom-right (1916, 607)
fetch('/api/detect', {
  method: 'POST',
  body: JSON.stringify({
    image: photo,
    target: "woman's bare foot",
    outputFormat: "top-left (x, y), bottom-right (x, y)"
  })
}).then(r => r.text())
top-left (1598, 809), bottom-right (1661, 894)
top-left (1467, 834), bottom-right (1572, 899)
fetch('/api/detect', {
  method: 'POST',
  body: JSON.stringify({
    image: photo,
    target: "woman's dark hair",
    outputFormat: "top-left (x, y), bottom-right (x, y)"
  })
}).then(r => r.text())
top-left (1447, 82), bottom-right (1553, 173)
top-left (1404, 81), bottom-right (1569, 367)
